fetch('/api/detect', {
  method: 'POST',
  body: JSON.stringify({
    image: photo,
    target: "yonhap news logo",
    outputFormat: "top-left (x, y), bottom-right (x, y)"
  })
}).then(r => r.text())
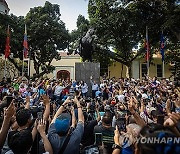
top-left (121, 136), bottom-right (180, 148)
top-left (138, 137), bottom-right (180, 144)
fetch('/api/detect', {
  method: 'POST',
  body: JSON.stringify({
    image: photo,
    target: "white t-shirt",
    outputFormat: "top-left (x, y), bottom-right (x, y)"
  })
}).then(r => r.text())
top-left (54, 85), bottom-right (64, 96)
top-left (100, 83), bottom-right (104, 89)
top-left (81, 83), bottom-right (88, 93)
top-left (92, 84), bottom-right (99, 91)
top-left (117, 94), bottom-right (125, 102)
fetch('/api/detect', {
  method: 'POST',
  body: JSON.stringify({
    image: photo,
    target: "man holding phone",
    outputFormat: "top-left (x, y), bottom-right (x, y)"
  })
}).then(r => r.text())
top-left (94, 112), bottom-right (115, 154)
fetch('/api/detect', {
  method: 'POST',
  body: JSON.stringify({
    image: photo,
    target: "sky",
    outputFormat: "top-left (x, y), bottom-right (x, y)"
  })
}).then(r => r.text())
top-left (5, 0), bottom-right (89, 31)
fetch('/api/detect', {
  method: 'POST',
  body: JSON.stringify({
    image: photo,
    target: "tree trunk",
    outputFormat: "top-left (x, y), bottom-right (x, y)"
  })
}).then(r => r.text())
top-left (8, 57), bottom-right (29, 79)
top-left (126, 63), bottom-right (132, 78)
top-left (121, 64), bottom-right (124, 78)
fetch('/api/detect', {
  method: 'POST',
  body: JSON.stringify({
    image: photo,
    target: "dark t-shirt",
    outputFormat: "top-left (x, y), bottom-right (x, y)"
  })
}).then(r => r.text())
top-left (94, 125), bottom-right (115, 154)
top-left (81, 120), bottom-right (98, 147)
top-left (48, 122), bottom-right (84, 154)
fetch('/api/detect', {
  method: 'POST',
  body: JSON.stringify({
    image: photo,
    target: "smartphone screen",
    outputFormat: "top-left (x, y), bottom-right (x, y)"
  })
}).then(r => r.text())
top-left (175, 108), bottom-right (180, 113)
top-left (157, 115), bottom-right (164, 125)
top-left (95, 133), bottom-right (102, 146)
top-left (37, 112), bottom-right (43, 120)
top-left (116, 117), bottom-right (126, 132)
top-left (6, 96), bottom-right (13, 107)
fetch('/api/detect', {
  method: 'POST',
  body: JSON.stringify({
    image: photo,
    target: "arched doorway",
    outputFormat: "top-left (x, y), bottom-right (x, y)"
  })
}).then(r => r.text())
top-left (57, 70), bottom-right (70, 81)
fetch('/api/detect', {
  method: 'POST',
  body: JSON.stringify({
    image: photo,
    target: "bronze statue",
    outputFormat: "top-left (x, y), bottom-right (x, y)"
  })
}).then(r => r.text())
top-left (79, 28), bottom-right (95, 62)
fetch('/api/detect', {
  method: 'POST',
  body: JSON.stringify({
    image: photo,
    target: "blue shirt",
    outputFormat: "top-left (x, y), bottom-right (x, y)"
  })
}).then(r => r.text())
top-left (48, 122), bottom-right (84, 154)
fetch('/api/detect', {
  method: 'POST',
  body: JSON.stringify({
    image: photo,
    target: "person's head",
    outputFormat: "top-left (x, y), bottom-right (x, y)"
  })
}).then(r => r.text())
top-left (102, 112), bottom-right (112, 126)
top-left (26, 87), bottom-right (31, 92)
top-left (20, 84), bottom-right (24, 89)
top-left (54, 113), bottom-right (71, 136)
top-left (135, 123), bottom-right (180, 154)
top-left (8, 130), bottom-right (33, 154)
top-left (8, 87), bottom-right (14, 93)
top-left (16, 109), bottom-right (33, 127)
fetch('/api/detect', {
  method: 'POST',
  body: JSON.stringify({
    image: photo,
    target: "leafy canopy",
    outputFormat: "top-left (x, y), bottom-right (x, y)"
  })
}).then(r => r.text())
top-left (26, 1), bottom-right (70, 75)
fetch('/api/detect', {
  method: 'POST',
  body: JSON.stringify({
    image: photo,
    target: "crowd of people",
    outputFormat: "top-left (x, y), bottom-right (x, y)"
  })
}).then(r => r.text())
top-left (0, 76), bottom-right (180, 154)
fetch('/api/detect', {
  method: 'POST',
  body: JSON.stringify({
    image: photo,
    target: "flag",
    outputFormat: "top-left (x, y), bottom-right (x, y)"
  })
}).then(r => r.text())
top-left (4, 25), bottom-right (10, 59)
top-left (23, 24), bottom-right (28, 58)
top-left (145, 26), bottom-right (150, 62)
top-left (160, 33), bottom-right (165, 61)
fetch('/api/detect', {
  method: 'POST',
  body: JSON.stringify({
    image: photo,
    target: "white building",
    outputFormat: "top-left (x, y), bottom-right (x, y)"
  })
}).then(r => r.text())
top-left (0, 0), bottom-right (9, 14)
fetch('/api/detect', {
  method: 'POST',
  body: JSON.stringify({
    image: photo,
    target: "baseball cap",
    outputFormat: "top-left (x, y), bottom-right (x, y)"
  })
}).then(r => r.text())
top-left (54, 113), bottom-right (71, 135)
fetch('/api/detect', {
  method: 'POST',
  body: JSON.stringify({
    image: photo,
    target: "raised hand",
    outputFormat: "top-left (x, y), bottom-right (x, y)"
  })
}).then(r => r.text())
top-left (37, 119), bottom-right (46, 135)
top-left (4, 100), bottom-right (15, 119)
top-left (164, 112), bottom-right (180, 127)
top-left (42, 95), bottom-right (50, 105)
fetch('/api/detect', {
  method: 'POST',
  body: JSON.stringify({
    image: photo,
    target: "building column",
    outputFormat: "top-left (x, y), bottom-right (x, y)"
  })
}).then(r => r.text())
top-left (53, 69), bottom-right (56, 79)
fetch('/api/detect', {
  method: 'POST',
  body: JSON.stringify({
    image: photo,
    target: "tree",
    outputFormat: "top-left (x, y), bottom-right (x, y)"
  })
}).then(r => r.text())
top-left (26, 1), bottom-right (69, 77)
top-left (69, 15), bottom-right (90, 55)
top-left (0, 14), bottom-right (25, 74)
top-left (88, 0), bottom-right (180, 77)
top-left (166, 43), bottom-right (180, 81)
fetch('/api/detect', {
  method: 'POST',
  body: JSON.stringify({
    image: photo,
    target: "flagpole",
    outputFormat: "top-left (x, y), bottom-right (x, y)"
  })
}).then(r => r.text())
top-left (22, 53), bottom-right (24, 76)
top-left (4, 58), bottom-right (7, 78)
top-left (161, 30), bottom-right (165, 78)
top-left (162, 30), bottom-right (165, 78)
top-left (162, 60), bottom-right (165, 78)
top-left (146, 26), bottom-right (150, 76)
top-left (4, 25), bottom-right (10, 79)
top-left (28, 50), bottom-right (31, 77)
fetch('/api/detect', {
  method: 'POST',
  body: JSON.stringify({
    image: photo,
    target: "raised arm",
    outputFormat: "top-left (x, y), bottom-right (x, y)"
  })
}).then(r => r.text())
top-left (0, 101), bottom-right (15, 148)
top-left (25, 96), bottom-right (30, 109)
top-left (95, 102), bottom-right (101, 122)
top-left (37, 119), bottom-right (53, 154)
top-left (51, 97), bottom-right (71, 124)
top-left (128, 97), bottom-right (146, 127)
top-left (70, 106), bottom-right (76, 128)
top-left (166, 99), bottom-right (171, 114)
top-left (42, 95), bottom-right (50, 121)
top-left (74, 96), bottom-right (84, 123)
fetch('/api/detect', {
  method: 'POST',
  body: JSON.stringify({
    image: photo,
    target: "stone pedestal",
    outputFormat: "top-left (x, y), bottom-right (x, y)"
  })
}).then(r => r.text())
top-left (75, 62), bottom-right (100, 96)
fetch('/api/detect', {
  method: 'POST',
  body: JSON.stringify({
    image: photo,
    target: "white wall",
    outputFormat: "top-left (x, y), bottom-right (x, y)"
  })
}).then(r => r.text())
top-left (132, 60), bottom-right (140, 79)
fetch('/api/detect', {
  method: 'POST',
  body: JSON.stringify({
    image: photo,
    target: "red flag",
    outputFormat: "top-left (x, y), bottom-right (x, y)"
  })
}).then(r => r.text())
top-left (145, 26), bottom-right (150, 62)
top-left (4, 25), bottom-right (10, 59)
top-left (23, 24), bottom-right (28, 58)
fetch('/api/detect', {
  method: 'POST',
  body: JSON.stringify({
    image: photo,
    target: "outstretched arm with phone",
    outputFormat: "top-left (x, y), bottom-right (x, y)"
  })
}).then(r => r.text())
top-left (70, 106), bottom-right (76, 128)
top-left (112, 126), bottom-right (121, 154)
top-left (51, 97), bottom-right (71, 124)
top-left (0, 101), bottom-right (15, 148)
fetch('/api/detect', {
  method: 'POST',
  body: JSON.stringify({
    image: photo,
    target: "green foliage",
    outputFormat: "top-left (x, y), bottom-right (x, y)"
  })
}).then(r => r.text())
top-left (88, 0), bottom-right (180, 67)
top-left (0, 1), bottom-right (70, 77)
top-left (166, 43), bottom-right (180, 79)
top-left (26, 1), bottom-right (70, 74)
top-left (69, 15), bottom-right (90, 54)
top-left (0, 14), bottom-right (24, 59)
